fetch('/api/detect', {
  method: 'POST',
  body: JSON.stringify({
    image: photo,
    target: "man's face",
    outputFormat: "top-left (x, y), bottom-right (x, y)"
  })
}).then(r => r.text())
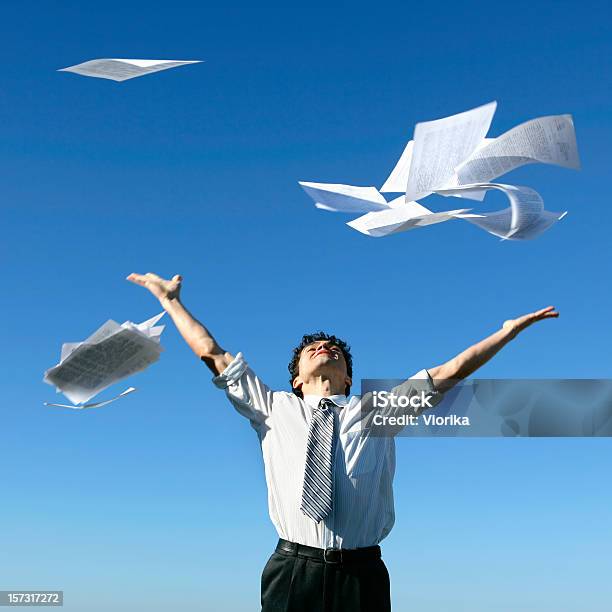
top-left (293, 340), bottom-right (351, 394)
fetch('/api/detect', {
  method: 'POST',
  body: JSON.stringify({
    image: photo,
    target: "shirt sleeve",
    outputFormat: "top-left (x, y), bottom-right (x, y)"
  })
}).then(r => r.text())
top-left (212, 352), bottom-right (274, 431)
top-left (392, 368), bottom-right (442, 406)
top-left (365, 368), bottom-right (445, 437)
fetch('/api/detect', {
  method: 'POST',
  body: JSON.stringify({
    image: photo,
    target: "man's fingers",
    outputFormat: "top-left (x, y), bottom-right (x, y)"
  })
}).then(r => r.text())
top-left (536, 305), bottom-right (556, 316)
top-left (535, 306), bottom-right (559, 319)
top-left (127, 273), bottom-right (148, 286)
top-left (532, 306), bottom-right (559, 322)
top-left (127, 272), bottom-right (181, 301)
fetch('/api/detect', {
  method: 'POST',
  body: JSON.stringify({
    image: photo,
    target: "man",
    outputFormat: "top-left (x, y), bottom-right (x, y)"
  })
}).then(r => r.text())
top-left (127, 271), bottom-right (559, 611)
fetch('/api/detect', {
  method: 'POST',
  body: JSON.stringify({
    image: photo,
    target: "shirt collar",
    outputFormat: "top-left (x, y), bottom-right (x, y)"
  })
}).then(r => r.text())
top-left (303, 394), bottom-right (349, 408)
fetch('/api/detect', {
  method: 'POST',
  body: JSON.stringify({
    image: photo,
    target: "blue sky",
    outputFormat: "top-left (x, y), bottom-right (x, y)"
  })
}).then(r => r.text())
top-left (1, 1), bottom-right (611, 610)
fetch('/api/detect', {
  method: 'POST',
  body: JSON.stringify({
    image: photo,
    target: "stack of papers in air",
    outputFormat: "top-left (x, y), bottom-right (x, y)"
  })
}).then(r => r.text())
top-left (43, 312), bottom-right (165, 407)
top-left (58, 59), bottom-right (202, 81)
top-left (300, 102), bottom-right (580, 240)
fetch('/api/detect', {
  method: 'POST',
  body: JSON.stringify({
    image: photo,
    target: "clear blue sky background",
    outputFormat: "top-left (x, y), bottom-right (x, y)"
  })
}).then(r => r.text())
top-left (1, 1), bottom-right (611, 610)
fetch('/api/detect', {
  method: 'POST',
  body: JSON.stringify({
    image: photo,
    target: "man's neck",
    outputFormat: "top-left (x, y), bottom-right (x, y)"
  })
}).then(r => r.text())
top-left (300, 376), bottom-right (345, 398)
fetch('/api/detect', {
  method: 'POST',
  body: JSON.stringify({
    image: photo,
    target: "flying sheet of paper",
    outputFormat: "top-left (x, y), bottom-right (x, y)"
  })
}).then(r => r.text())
top-left (347, 197), bottom-right (471, 237)
top-left (380, 140), bottom-right (414, 193)
top-left (43, 312), bottom-right (165, 405)
top-left (405, 101), bottom-right (497, 201)
top-left (44, 387), bottom-right (137, 410)
top-left (456, 210), bottom-right (567, 240)
top-left (455, 114), bottom-right (580, 185)
top-left (381, 139), bottom-right (496, 195)
top-left (298, 181), bottom-right (389, 213)
top-left (58, 59), bottom-right (202, 82)
top-left (437, 183), bottom-right (564, 240)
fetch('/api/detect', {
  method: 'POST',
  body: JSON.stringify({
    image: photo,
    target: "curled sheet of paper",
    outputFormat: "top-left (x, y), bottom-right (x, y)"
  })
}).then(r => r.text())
top-left (405, 101), bottom-right (497, 201)
top-left (58, 59), bottom-right (202, 82)
top-left (44, 387), bottom-right (137, 410)
top-left (436, 183), bottom-right (566, 240)
top-left (298, 181), bottom-right (389, 213)
top-left (347, 197), bottom-right (471, 237)
top-left (43, 312), bottom-right (165, 406)
top-left (457, 210), bottom-right (568, 240)
top-left (456, 115), bottom-right (580, 186)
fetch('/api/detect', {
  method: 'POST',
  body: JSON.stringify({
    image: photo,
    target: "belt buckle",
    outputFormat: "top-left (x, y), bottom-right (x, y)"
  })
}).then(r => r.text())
top-left (324, 548), bottom-right (342, 564)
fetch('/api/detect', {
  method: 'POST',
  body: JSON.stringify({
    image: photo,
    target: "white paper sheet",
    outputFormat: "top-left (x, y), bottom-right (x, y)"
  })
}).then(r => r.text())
top-left (502, 210), bottom-right (567, 240)
top-left (382, 139), bottom-right (497, 196)
top-left (380, 140), bottom-right (414, 193)
top-left (45, 387), bottom-right (137, 410)
top-left (437, 183), bottom-right (565, 240)
top-left (456, 210), bottom-right (567, 240)
top-left (456, 115), bottom-right (580, 184)
top-left (299, 182), bottom-right (389, 213)
top-left (405, 101), bottom-right (497, 201)
top-left (429, 138), bottom-right (495, 201)
top-left (43, 313), bottom-right (165, 405)
top-left (347, 197), bottom-right (471, 237)
top-left (435, 183), bottom-right (542, 235)
top-left (58, 59), bottom-right (202, 82)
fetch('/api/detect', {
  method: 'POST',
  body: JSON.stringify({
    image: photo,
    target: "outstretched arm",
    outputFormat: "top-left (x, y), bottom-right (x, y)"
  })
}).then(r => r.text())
top-left (127, 273), bottom-right (233, 375)
top-left (427, 306), bottom-right (559, 393)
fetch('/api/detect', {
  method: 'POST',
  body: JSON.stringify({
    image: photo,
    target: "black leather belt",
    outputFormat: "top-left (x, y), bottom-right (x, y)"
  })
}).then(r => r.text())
top-left (276, 538), bottom-right (381, 565)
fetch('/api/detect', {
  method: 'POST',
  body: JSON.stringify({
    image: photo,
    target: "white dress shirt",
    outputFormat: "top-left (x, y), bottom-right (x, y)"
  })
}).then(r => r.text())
top-left (213, 352), bottom-right (439, 549)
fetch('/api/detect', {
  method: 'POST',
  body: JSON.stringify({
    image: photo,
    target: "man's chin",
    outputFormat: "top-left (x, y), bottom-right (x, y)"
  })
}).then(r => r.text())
top-left (313, 355), bottom-right (337, 366)
top-left (308, 359), bottom-right (344, 378)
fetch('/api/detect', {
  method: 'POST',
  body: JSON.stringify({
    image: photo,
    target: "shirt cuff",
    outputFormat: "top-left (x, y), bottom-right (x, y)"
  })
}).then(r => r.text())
top-left (212, 352), bottom-right (248, 389)
top-left (407, 368), bottom-right (443, 401)
top-left (411, 368), bottom-right (435, 387)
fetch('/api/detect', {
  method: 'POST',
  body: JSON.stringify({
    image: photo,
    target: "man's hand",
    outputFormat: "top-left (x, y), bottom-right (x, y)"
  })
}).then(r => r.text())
top-left (126, 271), bottom-right (232, 374)
top-left (126, 272), bottom-right (182, 303)
top-left (502, 305), bottom-right (559, 336)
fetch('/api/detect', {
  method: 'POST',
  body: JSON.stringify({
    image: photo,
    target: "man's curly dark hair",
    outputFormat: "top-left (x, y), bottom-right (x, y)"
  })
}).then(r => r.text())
top-left (288, 331), bottom-right (353, 398)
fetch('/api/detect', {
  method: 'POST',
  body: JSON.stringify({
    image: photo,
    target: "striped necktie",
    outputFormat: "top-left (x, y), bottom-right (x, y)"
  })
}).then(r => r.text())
top-left (300, 398), bottom-right (336, 523)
